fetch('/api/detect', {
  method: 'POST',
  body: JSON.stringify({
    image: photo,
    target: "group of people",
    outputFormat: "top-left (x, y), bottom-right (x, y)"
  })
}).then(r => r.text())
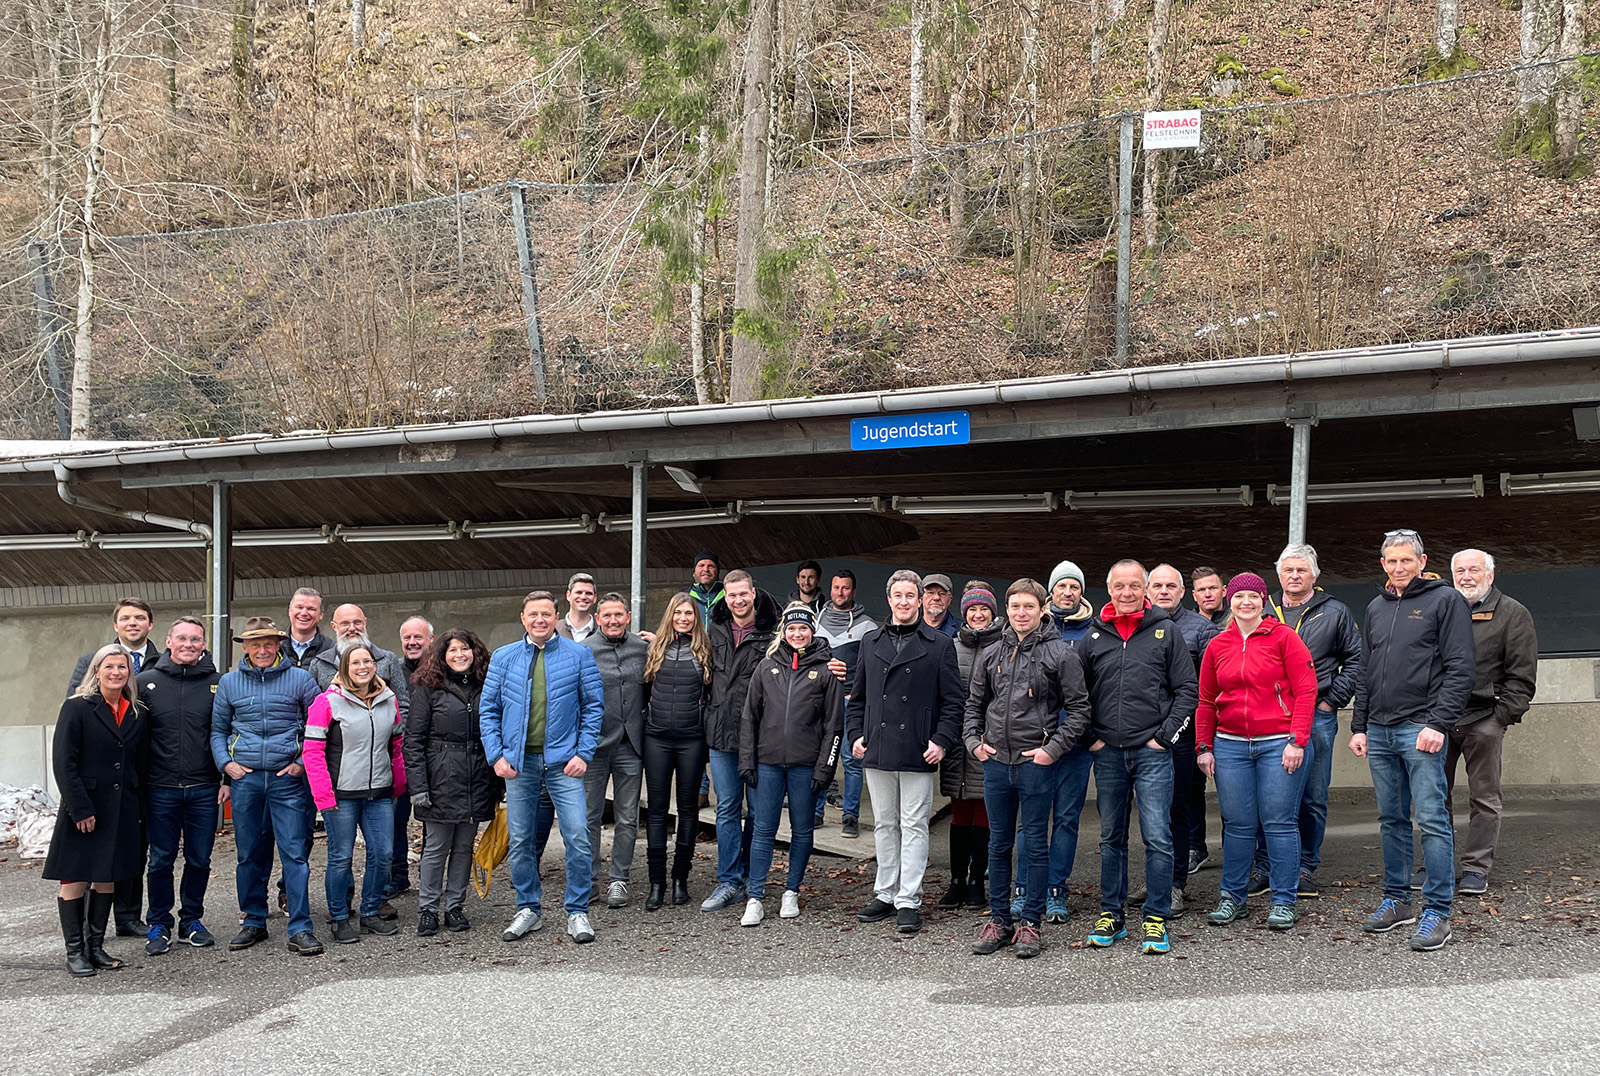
top-left (41, 530), bottom-right (1538, 975)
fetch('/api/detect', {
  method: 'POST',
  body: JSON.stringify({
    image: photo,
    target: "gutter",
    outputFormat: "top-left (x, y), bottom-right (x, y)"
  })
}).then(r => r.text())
top-left (55, 463), bottom-right (213, 540)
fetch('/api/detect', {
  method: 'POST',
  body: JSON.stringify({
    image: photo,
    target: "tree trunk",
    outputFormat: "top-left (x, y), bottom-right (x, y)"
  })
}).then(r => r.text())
top-left (231, 0), bottom-right (255, 129)
top-left (352, 0), bottom-right (366, 49)
top-left (1013, 0), bottom-right (1047, 342)
top-left (1435, 0), bottom-right (1459, 60)
top-left (162, 0), bottom-right (178, 117)
top-left (1553, 0), bottom-right (1587, 173)
top-left (690, 125), bottom-right (715, 404)
top-left (1517, 0), bottom-right (1560, 111)
top-left (908, 0), bottom-right (928, 183)
top-left (947, 50), bottom-right (968, 256)
top-left (1141, 0), bottom-right (1172, 254)
top-left (73, 1), bottom-right (120, 440)
top-left (792, 0), bottom-right (816, 149)
top-left (410, 91), bottom-right (426, 194)
top-left (731, 0), bottom-right (775, 402)
top-left (1088, 0), bottom-right (1103, 98)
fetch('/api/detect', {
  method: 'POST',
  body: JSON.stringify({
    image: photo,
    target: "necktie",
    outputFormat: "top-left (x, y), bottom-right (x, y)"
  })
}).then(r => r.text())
top-left (526, 646), bottom-right (547, 753)
top-left (130, 651), bottom-right (142, 674)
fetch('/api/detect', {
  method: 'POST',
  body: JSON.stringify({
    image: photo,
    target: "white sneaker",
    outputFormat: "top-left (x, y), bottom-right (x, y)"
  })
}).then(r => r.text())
top-left (502, 908), bottom-right (541, 941)
top-left (741, 898), bottom-right (765, 927)
top-left (567, 912), bottom-right (595, 943)
top-left (780, 890), bottom-right (801, 919)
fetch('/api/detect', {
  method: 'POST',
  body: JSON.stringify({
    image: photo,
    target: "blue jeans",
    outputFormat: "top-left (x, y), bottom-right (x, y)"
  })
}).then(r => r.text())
top-left (322, 797), bottom-right (395, 920)
top-left (1366, 722), bottom-right (1454, 915)
top-left (505, 751), bottom-right (592, 914)
top-left (1253, 707), bottom-right (1338, 876)
top-left (749, 764), bottom-right (817, 900)
top-left (983, 759), bottom-right (1065, 924)
top-left (231, 770), bottom-right (314, 937)
top-left (386, 790), bottom-right (412, 895)
top-left (1214, 736), bottom-right (1310, 906)
top-left (1011, 745), bottom-right (1092, 892)
top-left (1093, 744), bottom-right (1175, 919)
top-left (145, 784), bottom-right (220, 931)
top-left (707, 748), bottom-right (753, 887)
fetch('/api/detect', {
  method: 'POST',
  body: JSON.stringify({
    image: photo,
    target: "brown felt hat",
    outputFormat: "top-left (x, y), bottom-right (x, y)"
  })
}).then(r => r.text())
top-left (233, 616), bottom-right (289, 642)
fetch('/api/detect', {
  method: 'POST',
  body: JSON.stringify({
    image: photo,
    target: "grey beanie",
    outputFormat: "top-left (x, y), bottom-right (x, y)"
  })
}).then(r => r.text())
top-left (1049, 560), bottom-right (1085, 591)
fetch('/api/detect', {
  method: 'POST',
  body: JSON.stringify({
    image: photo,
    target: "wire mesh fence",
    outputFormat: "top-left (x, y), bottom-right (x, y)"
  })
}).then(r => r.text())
top-left (1, 60), bottom-right (1595, 441)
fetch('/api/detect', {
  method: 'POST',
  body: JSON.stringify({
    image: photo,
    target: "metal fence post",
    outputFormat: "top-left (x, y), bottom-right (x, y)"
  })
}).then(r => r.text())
top-left (509, 182), bottom-right (548, 399)
top-left (209, 480), bottom-right (233, 669)
top-left (1115, 113), bottom-right (1135, 367)
top-left (27, 240), bottom-right (71, 439)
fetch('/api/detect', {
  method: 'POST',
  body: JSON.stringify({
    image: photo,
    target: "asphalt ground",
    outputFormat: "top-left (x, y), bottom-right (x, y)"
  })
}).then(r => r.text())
top-left (3, 795), bottom-right (1599, 1075)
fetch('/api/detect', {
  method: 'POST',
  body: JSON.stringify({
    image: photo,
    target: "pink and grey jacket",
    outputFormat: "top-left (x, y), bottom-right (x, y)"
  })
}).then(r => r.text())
top-left (304, 681), bottom-right (406, 811)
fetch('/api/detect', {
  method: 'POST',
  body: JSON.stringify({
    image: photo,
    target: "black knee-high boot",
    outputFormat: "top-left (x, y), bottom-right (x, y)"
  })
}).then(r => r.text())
top-left (938, 824), bottom-right (970, 906)
top-left (84, 890), bottom-right (125, 970)
top-left (58, 897), bottom-right (95, 977)
top-left (967, 824), bottom-right (991, 907)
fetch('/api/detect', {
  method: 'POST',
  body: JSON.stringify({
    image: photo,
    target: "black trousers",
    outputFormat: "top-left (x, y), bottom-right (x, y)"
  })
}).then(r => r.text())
top-left (643, 733), bottom-right (708, 885)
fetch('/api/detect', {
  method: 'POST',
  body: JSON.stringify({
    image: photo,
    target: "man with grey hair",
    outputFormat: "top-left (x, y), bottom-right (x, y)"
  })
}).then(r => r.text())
top-left (555, 573), bottom-right (599, 642)
top-left (1448, 548), bottom-right (1537, 895)
top-left (1350, 529), bottom-right (1474, 952)
top-left (847, 569), bottom-right (963, 935)
top-left (1254, 543), bottom-right (1363, 899)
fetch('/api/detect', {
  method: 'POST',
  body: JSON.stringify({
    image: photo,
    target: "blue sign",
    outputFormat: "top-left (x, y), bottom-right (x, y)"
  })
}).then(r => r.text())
top-left (851, 410), bottom-right (971, 452)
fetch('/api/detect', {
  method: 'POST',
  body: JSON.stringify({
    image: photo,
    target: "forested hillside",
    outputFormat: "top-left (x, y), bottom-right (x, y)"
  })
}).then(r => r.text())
top-left (1, 0), bottom-right (1595, 438)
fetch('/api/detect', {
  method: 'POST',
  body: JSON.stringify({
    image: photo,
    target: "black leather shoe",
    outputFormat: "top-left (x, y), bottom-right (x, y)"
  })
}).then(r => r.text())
top-left (936, 882), bottom-right (967, 908)
top-left (331, 918), bottom-right (360, 944)
top-left (360, 914), bottom-right (399, 936)
top-left (444, 908), bottom-right (471, 932)
top-left (417, 911), bottom-right (440, 937)
top-left (229, 925), bottom-right (270, 951)
top-left (287, 930), bottom-right (325, 955)
top-left (115, 917), bottom-right (148, 939)
top-left (896, 907), bottom-right (923, 934)
top-left (646, 884), bottom-right (665, 911)
top-left (671, 880), bottom-right (691, 906)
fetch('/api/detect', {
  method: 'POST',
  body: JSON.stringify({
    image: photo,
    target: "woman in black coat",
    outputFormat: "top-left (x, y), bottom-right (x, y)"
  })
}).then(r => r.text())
top-left (404, 629), bottom-right (500, 937)
top-left (45, 645), bottom-right (148, 976)
top-left (641, 593), bottom-right (713, 911)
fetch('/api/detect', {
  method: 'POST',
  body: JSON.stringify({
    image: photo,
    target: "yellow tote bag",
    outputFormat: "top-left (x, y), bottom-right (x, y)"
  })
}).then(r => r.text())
top-left (472, 804), bottom-right (510, 899)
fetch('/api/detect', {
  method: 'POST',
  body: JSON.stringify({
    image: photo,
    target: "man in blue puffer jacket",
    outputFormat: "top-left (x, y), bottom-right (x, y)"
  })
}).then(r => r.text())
top-left (481, 590), bottom-right (605, 945)
top-left (209, 617), bottom-right (323, 956)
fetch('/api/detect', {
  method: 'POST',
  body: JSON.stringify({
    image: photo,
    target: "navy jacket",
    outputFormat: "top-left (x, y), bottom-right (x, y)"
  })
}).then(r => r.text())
top-left (1353, 575), bottom-right (1475, 735)
top-left (845, 622), bottom-right (964, 771)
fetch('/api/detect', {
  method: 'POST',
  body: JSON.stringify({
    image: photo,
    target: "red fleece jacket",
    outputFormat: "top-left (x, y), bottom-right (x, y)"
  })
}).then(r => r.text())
top-left (1195, 618), bottom-right (1318, 749)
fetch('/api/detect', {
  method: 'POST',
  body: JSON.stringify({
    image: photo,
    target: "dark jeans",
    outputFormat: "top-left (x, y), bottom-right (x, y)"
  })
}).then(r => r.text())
top-left (322, 797), bottom-right (395, 921)
top-left (145, 784), bottom-right (220, 931)
top-left (984, 759), bottom-right (1065, 924)
top-left (749, 764), bottom-right (817, 900)
top-left (644, 734), bottom-right (708, 885)
top-left (1011, 744), bottom-right (1092, 892)
top-left (1093, 744), bottom-right (1175, 919)
top-left (386, 790), bottom-right (412, 895)
top-left (232, 770), bottom-right (314, 937)
top-left (1168, 735), bottom-right (1196, 890)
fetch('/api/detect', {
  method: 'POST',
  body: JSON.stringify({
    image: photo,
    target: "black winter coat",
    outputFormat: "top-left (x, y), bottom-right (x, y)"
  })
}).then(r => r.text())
top-left (1268, 589), bottom-right (1363, 711)
top-left (43, 694), bottom-right (148, 882)
top-left (962, 619), bottom-right (1091, 765)
top-left (739, 640), bottom-right (844, 784)
top-left (845, 622), bottom-right (964, 772)
top-left (942, 621), bottom-right (1003, 798)
top-left (583, 631), bottom-right (650, 755)
top-left (645, 637), bottom-right (711, 741)
top-left (1353, 575), bottom-right (1476, 735)
top-left (404, 675), bottom-right (501, 824)
top-left (140, 651), bottom-right (222, 788)
top-left (1078, 603), bottom-right (1200, 748)
top-left (707, 590), bottom-right (781, 752)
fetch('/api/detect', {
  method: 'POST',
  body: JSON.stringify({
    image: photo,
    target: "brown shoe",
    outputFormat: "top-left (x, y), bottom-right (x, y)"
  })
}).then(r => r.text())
top-left (377, 900), bottom-right (399, 921)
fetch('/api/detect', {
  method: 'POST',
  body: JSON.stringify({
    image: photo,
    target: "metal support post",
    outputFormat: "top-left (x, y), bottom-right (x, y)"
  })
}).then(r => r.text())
top-left (209, 480), bottom-right (233, 668)
top-left (1287, 416), bottom-right (1317, 547)
top-left (629, 458), bottom-right (648, 628)
top-left (1115, 113), bottom-right (1135, 367)
top-left (509, 182), bottom-right (548, 399)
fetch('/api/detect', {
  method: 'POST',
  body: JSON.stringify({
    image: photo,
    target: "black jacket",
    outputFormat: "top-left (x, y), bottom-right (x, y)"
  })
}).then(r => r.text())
top-left (1353, 575), bottom-right (1476, 735)
top-left (43, 694), bottom-right (148, 883)
top-left (140, 650), bottom-right (222, 788)
top-left (739, 640), bottom-right (845, 784)
top-left (845, 621), bottom-right (964, 771)
top-left (707, 589), bottom-right (781, 752)
top-left (583, 630), bottom-right (650, 755)
top-left (1268, 589), bottom-right (1363, 711)
top-left (1163, 606), bottom-right (1220, 745)
top-left (67, 640), bottom-right (160, 697)
top-left (942, 621), bottom-right (1004, 798)
top-left (963, 619), bottom-right (1091, 765)
top-left (1462, 586), bottom-right (1538, 727)
top-left (1078, 603), bottom-right (1200, 748)
top-left (286, 631), bottom-right (331, 669)
top-left (646, 636), bottom-right (710, 741)
top-left (404, 675), bottom-right (501, 824)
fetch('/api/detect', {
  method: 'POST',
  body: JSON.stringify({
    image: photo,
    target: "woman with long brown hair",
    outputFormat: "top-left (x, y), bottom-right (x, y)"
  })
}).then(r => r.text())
top-left (641, 592), bottom-right (714, 910)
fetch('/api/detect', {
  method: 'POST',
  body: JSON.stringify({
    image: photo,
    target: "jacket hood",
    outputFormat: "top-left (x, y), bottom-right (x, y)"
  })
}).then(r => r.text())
top-left (1001, 617), bottom-right (1063, 649)
top-left (1093, 600), bottom-right (1173, 634)
top-left (1050, 598), bottom-right (1094, 625)
top-left (776, 638), bottom-right (835, 667)
top-left (326, 680), bottom-right (396, 708)
top-left (959, 621), bottom-right (1005, 649)
top-left (155, 650), bottom-right (218, 678)
top-left (712, 588), bottom-right (781, 632)
top-left (235, 653), bottom-right (295, 677)
top-left (1379, 574), bottom-right (1451, 601)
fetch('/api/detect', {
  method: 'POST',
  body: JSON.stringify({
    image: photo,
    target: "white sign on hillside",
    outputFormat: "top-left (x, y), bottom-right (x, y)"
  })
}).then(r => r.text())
top-left (1142, 110), bottom-right (1202, 149)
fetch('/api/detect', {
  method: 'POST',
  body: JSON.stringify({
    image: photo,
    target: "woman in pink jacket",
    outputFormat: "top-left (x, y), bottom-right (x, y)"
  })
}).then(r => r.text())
top-left (304, 644), bottom-right (406, 943)
top-left (1194, 573), bottom-right (1318, 931)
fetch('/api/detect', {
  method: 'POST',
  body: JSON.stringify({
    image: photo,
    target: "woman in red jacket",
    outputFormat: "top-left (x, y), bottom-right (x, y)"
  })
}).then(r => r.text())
top-left (1195, 573), bottom-right (1318, 931)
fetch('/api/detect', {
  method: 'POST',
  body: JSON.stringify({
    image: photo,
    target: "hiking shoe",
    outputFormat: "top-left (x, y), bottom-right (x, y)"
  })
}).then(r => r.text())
top-left (741, 899), bottom-right (765, 927)
top-left (286, 931), bottom-right (324, 955)
top-left (780, 890), bottom-right (801, 918)
top-left (445, 908), bottom-right (470, 932)
top-left (606, 881), bottom-right (630, 909)
top-left (1297, 871), bottom-right (1321, 899)
top-left (1140, 916), bottom-right (1171, 955)
top-left (502, 908), bottom-right (541, 941)
top-left (1265, 904), bottom-right (1298, 931)
top-left (1458, 871), bottom-right (1488, 895)
top-left (896, 907), bottom-right (922, 934)
top-left (1013, 921), bottom-right (1042, 959)
top-left (966, 882), bottom-right (987, 909)
top-left (1247, 871), bottom-right (1271, 898)
top-left (417, 911), bottom-right (440, 937)
top-left (1188, 849), bottom-right (1212, 874)
top-left (1009, 886), bottom-right (1025, 921)
top-left (1045, 888), bottom-right (1069, 924)
top-left (841, 816), bottom-right (860, 839)
top-left (1409, 909), bottom-right (1452, 952)
top-left (567, 912), bottom-right (595, 943)
top-left (145, 926), bottom-right (171, 956)
top-left (1362, 897), bottom-right (1417, 934)
top-left (360, 915), bottom-right (398, 936)
top-left (1085, 913), bottom-right (1126, 948)
top-left (1169, 888), bottom-right (1186, 918)
top-left (1207, 896), bottom-right (1247, 926)
top-left (376, 900), bottom-right (399, 921)
top-left (701, 882), bottom-right (746, 912)
top-left (856, 898), bottom-right (895, 923)
top-left (331, 917), bottom-right (359, 944)
top-left (972, 919), bottom-right (1012, 955)
top-left (177, 920), bottom-right (214, 947)
top-left (228, 925), bottom-right (269, 951)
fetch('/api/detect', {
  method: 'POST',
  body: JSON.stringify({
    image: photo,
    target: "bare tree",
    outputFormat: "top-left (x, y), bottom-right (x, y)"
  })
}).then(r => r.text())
top-left (352, 0), bottom-right (366, 49)
top-left (1141, 0), bottom-right (1173, 253)
top-left (908, 0), bottom-right (929, 184)
top-left (731, 0), bottom-right (775, 401)
top-left (231, 0), bottom-right (255, 129)
top-left (1517, 0), bottom-right (1560, 111)
top-left (1552, 0), bottom-right (1587, 173)
top-left (70, 0), bottom-right (123, 438)
top-left (1435, 0), bottom-right (1459, 62)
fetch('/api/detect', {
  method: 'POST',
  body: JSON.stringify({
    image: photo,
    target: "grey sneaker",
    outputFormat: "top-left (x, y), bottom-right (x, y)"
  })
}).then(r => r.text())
top-left (1362, 897), bottom-right (1417, 934)
top-left (1188, 849), bottom-right (1212, 873)
top-left (606, 881), bottom-right (630, 908)
top-left (700, 882), bottom-right (746, 912)
top-left (1265, 903), bottom-right (1298, 931)
top-left (1169, 887), bottom-right (1186, 918)
top-left (502, 907), bottom-right (542, 941)
top-left (567, 912), bottom-right (595, 943)
top-left (1409, 909), bottom-right (1452, 951)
